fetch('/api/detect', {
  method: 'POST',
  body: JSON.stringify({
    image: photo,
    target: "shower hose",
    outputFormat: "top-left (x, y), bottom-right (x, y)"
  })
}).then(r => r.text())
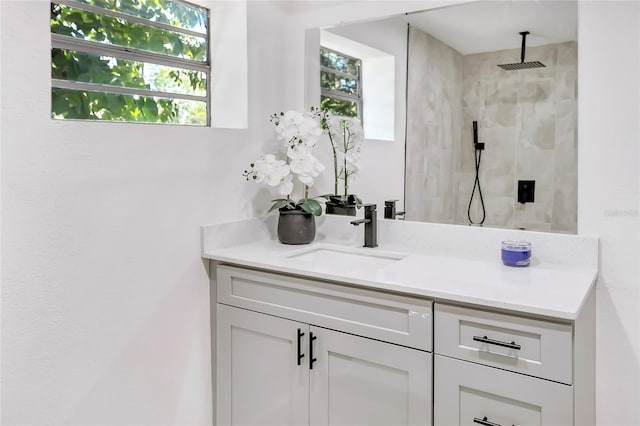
top-left (467, 123), bottom-right (486, 226)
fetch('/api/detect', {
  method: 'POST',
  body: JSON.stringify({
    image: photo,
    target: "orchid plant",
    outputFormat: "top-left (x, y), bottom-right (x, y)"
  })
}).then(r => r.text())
top-left (319, 110), bottom-right (364, 207)
top-left (243, 109), bottom-right (326, 216)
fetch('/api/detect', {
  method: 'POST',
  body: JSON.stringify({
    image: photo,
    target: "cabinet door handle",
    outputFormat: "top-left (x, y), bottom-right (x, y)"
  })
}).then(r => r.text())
top-left (297, 328), bottom-right (305, 366)
top-left (309, 332), bottom-right (317, 370)
top-left (473, 416), bottom-right (513, 426)
top-left (473, 335), bottom-right (521, 350)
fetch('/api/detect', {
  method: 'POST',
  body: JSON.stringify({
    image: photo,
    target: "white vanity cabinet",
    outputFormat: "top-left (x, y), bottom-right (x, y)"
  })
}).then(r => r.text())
top-left (212, 263), bottom-right (594, 426)
top-left (217, 304), bottom-right (309, 426)
top-left (215, 265), bottom-right (433, 426)
top-left (204, 218), bottom-right (597, 425)
top-left (433, 303), bottom-right (595, 426)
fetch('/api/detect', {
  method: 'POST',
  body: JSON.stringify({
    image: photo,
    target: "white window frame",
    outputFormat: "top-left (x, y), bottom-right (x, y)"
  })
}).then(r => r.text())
top-left (50, 0), bottom-right (211, 126)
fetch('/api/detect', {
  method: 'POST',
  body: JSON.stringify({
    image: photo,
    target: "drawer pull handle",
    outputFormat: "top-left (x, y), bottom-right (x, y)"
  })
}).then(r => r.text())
top-left (473, 416), bottom-right (513, 426)
top-left (473, 335), bottom-right (522, 350)
top-left (473, 416), bottom-right (515, 426)
top-left (309, 332), bottom-right (317, 370)
top-left (297, 328), bottom-right (305, 366)
top-left (473, 417), bottom-right (500, 426)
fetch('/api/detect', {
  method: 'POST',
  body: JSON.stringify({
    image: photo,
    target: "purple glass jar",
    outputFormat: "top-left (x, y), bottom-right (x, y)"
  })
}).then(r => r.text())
top-left (501, 240), bottom-right (532, 267)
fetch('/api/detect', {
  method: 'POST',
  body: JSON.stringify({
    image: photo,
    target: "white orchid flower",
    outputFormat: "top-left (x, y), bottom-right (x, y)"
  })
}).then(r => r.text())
top-left (286, 143), bottom-right (311, 160)
top-left (298, 174), bottom-right (315, 186)
top-left (277, 174), bottom-right (294, 196)
top-left (274, 110), bottom-right (322, 147)
top-left (246, 108), bottom-right (328, 212)
top-left (251, 154), bottom-right (291, 187)
top-left (300, 116), bottom-right (323, 139)
top-left (274, 111), bottom-right (303, 138)
top-left (282, 110), bottom-right (304, 126)
top-left (291, 154), bottom-right (325, 187)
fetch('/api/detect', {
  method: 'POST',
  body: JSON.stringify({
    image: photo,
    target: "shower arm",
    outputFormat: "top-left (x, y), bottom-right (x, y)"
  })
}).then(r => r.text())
top-left (520, 31), bottom-right (530, 64)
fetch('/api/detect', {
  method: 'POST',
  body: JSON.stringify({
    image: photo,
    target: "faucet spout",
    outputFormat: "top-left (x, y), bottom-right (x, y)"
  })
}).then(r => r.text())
top-left (351, 204), bottom-right (378, 248)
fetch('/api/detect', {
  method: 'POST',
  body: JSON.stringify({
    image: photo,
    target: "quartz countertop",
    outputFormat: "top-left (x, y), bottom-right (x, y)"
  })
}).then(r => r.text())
top-left (202, 216), bottom-right (598, 321)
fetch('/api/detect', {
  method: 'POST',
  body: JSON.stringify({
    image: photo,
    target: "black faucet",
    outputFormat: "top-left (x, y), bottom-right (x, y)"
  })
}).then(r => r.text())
top-left (384, 200), bottom-right (405, 220)
top-left (350, 204), bottom-right (378, 248)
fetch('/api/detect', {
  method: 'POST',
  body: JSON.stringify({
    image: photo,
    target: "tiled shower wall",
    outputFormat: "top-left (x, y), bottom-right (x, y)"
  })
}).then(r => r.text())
top-left (405, 27), bottom-right (462, 223)
top-left (406, 26), bottom-right (578, 233)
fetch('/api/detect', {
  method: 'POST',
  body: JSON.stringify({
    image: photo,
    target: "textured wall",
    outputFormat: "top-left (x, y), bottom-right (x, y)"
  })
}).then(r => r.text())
top-left (405, 27), bottom-right (462, 223)
top-left (459, 41), bottom-right (578, 232)
top-left (406, 26), bottom-right (578, 233)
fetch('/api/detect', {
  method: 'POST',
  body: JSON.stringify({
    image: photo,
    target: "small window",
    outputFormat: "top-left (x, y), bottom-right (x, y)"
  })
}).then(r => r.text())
top-left (50, 0), bottom-right (210, 125)
top-left (320, 47), bottom-right (362, 120)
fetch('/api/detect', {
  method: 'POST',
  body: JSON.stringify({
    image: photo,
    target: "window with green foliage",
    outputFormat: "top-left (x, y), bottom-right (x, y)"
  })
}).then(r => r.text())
top-left (51, 0), bottom-right (210, 125)
top-left (320, 47), bottom-right (362, 120)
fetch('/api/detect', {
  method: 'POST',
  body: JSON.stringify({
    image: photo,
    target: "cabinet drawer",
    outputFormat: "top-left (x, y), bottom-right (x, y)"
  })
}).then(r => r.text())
top-left (217, 265), bottom-right (432, 351)
top-left (434, 355), bottom-right (573, 426)
top-left (435, 304), bottom-right (572, 384)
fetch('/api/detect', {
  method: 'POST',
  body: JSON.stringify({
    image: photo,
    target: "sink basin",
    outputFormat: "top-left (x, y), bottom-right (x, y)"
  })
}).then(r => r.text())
top-left (286, 245), bottom-right (406, 274)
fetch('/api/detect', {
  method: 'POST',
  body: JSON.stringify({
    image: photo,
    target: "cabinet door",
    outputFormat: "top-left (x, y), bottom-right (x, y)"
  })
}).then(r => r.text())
top-left (217, 304), bottom-right (309, 426)
top-left (434, 355), bottom-right (573, 426)
top-left (309, 326), bottom-right (432, 426)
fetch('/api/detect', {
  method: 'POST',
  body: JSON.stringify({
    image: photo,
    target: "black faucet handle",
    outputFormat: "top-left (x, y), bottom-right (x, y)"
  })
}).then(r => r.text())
top-left (363, 204), bottom-right (377, 218)
top-left (384, 200), bottom-right (401, 219)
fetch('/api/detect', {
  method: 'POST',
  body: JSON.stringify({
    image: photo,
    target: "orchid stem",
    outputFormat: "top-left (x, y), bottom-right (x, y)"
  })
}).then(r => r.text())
top-left (343, 126), bottom-right (348, 198)
top-left (327, 129), bottom-right (339, 195)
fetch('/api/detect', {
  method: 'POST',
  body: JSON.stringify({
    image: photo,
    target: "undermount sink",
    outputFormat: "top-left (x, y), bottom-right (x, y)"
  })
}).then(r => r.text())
top-left (285, 245), bottom-right (406, 274)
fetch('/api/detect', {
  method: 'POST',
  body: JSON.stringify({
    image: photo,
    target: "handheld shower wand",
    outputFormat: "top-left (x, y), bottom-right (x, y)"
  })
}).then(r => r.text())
top-left (467, 121), bottom-right (486, 226)
top-left (473, 121), bottom-right (484, 150)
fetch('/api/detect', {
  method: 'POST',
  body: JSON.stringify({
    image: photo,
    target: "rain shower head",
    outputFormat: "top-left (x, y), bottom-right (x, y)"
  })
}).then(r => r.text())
top-left (497, 31), bottom-right (546, 71)
top-left (498, 60), bottom-right (545, 71)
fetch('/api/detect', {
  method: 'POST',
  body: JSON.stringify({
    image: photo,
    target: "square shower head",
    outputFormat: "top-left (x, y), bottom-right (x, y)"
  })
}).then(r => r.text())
top-left (497, 61), bottom-right (546, 71)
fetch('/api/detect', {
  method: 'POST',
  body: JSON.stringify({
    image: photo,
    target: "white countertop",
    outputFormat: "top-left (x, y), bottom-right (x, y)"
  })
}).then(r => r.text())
top-left (202, 217), bottom-right (598, 321)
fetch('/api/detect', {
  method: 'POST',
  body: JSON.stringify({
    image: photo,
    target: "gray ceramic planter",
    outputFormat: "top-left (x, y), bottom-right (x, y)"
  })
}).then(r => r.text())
top-left (325, 202), bottom-right (357, 216)
top-left (277, 209), bottom-right (316, 244)
top-left (325, 194), bottom-right (359, 216)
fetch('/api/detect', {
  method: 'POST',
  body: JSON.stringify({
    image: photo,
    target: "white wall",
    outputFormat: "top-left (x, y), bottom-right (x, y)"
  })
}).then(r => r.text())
top-left (578, 2), bottom-right (640, 424)
top-left (0, 1), bottom-right (301, 424)
top-left (2, 0), bottom-right (639, 425)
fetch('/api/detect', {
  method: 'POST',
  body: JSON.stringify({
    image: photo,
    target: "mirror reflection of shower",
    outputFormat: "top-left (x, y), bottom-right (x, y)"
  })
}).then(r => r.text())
top-left (404, 5), bottom-right (578, 232)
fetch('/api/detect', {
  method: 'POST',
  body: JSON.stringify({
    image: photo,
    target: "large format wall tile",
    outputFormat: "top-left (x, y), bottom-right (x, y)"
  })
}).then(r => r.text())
top-left (405, 26), bottom-right (461, 223)
top-left (406, 27), bottom-right (577, 232)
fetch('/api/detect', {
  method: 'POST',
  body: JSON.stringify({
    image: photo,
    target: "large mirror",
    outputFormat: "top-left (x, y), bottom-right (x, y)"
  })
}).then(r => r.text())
top-left (306, 1), bottom-right (578, 234)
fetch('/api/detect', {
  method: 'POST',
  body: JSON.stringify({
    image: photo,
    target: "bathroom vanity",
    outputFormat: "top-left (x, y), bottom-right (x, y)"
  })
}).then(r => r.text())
top-left (202, 216), bottom-right (597, 426)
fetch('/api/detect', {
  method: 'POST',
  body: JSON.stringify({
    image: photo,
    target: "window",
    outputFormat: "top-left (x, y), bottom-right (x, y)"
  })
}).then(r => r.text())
top-left (320, 47), bottom-right (362, 120)
top-left (50, 0), bottom-right (210, 126)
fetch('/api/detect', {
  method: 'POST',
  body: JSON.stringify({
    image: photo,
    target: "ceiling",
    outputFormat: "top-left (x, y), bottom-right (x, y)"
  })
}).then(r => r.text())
top-left (405, 0), bottom-right (578, 55)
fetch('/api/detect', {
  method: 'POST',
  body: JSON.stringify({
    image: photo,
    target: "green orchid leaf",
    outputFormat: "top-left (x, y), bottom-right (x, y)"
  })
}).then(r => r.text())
top-left (300, 199), bottom-right (323, 216)
top-left (268, 199), bottom-right (292, 212)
